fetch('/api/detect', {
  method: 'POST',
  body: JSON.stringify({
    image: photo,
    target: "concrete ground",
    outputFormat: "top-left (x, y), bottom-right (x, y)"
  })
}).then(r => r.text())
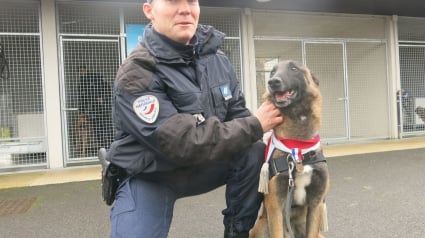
top-left (0, 137), bottom-right (424, 237)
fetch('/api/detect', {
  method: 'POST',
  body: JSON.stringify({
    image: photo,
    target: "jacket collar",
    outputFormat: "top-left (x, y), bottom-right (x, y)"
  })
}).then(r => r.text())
top-left (142, 23), bottom-right (224, 63)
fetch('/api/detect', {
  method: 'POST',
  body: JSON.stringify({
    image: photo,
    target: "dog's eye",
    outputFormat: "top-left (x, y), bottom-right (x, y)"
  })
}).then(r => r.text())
top-left (291, 67), bottom-right (299, 72)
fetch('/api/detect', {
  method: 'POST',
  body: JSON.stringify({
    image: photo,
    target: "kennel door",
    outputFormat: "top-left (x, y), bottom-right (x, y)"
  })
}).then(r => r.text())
top-left (60, 37), bottom-right (120, 163)
top-left (304, 42), bottom-right (349, 140)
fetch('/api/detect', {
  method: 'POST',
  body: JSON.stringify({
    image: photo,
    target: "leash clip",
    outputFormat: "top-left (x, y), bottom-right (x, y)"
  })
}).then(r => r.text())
top-left (287, 154), bottom-right (295, 188)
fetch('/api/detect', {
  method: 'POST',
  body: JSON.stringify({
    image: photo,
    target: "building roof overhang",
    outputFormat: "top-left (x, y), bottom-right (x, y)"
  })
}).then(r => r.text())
top-left (80, 0), bottom-right (425, 18)
top-left (202, 0), bottom-right (425, 18)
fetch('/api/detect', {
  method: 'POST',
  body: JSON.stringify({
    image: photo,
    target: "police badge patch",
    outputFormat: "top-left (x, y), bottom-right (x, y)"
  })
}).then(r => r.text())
top-left (219, 83), bottom-right (232, 101)
top-left (133, 95), bottom-right (159, 124)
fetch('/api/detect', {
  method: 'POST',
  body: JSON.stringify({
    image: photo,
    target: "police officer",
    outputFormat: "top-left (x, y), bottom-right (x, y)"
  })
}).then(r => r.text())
top-left (102, 0), bottom-right (283, 237)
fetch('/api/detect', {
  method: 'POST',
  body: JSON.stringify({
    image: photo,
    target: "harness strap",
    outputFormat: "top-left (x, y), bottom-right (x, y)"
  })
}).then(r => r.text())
top-left (286, 158), bottom-right (296, 238)
top-left (269, 150), bottom-right (326, 178)
top-left (286, 182), bottom-right (296, 238)
top-left (265, 133), bottom-right (321, 163)
top-left (258, 132), bottom-right (323, 194)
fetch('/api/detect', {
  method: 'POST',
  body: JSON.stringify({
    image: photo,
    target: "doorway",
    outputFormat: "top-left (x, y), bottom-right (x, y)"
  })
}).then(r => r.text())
top-left (59, 37), bottom-right (120, 164)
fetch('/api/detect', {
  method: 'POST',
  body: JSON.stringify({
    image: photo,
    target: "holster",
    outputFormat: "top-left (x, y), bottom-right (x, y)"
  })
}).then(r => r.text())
top-left (98, 148), bottom-right (126, 206)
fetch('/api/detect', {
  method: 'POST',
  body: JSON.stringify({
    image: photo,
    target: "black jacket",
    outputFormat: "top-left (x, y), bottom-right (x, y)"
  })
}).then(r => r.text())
top-left (109, 24), bottom-right (263, 175)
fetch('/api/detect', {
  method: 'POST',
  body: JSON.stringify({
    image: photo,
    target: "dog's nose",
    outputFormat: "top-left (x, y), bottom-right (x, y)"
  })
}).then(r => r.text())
top-left (268, 77), bottom-right (281, 89)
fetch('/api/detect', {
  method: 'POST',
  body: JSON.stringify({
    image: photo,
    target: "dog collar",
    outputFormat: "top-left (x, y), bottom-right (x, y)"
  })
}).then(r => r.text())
top-left (264, 133), bottom-right (321, 164)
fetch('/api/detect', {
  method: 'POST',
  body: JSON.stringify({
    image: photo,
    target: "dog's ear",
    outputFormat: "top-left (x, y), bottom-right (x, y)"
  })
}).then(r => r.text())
top-left (311, 72), bottom-right (319, 86)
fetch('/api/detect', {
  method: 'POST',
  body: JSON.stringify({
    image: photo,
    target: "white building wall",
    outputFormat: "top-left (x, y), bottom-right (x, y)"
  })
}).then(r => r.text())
top-left (41, 0), bottom-right (64, 168)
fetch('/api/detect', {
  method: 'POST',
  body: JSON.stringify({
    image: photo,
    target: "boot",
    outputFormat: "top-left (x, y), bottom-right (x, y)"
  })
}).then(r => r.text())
top-left (224, 226), bottom-right (249, 238)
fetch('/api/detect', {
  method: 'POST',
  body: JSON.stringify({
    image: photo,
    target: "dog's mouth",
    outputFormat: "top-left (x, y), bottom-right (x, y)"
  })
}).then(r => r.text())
top-left (272, 89), bottom-right (297, 107)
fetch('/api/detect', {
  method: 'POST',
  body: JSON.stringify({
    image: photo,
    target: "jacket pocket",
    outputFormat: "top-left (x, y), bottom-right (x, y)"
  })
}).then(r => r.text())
top-left (211, 85), bottom-right (230, 121)
top-left (171, 91), bottom-right (203, 114)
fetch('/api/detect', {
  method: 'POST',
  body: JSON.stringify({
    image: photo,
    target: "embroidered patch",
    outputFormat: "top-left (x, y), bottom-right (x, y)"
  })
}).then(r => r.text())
top-left (133, 95), bottom-right (159, 124)
top-left (219, 83), bottom-right (232, 100)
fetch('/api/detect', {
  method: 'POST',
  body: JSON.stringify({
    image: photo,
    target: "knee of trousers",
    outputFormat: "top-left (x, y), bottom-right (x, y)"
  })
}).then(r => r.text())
top-left (233, 141), bottom-right (265, 176)
top-left (223, 141), bottom-right (265, 231)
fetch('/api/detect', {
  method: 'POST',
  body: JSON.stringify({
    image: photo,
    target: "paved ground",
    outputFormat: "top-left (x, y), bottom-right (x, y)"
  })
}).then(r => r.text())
top-left (1, 147), bottom-right (425, 238)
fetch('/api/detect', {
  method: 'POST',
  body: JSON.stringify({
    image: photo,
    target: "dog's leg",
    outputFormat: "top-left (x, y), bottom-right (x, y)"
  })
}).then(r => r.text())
top-left (81, 133), bottom-right (87, 157)
top-left (249, 205), bottom-right (270, 238)
top-left (306, 164), bottom-right (330, 238)
top-left (306, 201), bottom-right (325, 238)
top-left (264, 195), bottom-right (284, 238)
top-left (291, 206), bottom-right (307, 237)
top-left (264, 176), bottom-right (286, 238)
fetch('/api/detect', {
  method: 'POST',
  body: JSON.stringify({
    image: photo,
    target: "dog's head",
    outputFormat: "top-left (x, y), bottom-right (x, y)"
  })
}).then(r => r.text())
top-left (416, 106), bottom-right (425, 120)
top-left (266, 60), bottom-right (320, 109)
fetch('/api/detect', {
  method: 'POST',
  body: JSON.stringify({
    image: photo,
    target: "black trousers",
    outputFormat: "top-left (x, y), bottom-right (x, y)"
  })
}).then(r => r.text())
top-left (109, 141), bottom-right (265, 238)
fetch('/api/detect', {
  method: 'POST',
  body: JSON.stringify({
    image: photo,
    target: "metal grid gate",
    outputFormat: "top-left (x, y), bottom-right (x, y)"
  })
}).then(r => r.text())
top-left (0, 1), bottom-right (46, 170)
top-left (58, 3), bottom-right (242, 163)
top-left (398, 17), bottom-right (425, 137)
top-left (200, 8), bottom-right (243, 82)
top-left (60, 38), bottom-right (120, 161)
top-left (252, 11), bottom-right (390, 142)
top-left (58, 3), bottom-right (121, 163)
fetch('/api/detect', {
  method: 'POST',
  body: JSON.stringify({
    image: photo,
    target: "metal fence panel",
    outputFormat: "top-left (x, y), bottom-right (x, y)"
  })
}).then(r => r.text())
top-left (252, 11), bottom-right (390, 142)
top-left (0, 2), bottom-right (45, 170)
top-left (60, 38), bottom-right (120, 162)
top-left (305, 42), bottom-right (348, 139)
top-left (57, 3), bottom-right (243, 163)
top-left (398, 17), bottom-right (425, 137)
top-left (253, 10), bottom-right (386, 39)
top-left (346, 42), bottom-right (389, 138)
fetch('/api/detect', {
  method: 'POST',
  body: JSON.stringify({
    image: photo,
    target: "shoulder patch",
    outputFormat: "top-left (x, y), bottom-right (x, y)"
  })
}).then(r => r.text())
top-left (133, 95), bottom-right (159, 124)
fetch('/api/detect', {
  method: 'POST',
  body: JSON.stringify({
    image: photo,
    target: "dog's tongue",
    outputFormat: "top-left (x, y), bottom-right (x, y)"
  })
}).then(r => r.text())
top-left (275, 91), bottom-right (290, 101)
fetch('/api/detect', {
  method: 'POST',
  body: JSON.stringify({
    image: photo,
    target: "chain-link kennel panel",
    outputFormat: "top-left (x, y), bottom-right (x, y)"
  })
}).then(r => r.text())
top-left (398, 17), bottom-right (425, 136)
top-left (61, 39), bottom-right (120, 162)
top-left (0, 2), bottom-right (46, 170)
top-left (252, 11), bottom-right (390, 141)
top-left (58, 2), bottom-right (120, 35)
top-left (346, 41), bottom-right (389, 139)
top-left (58, 3), bottom-right (122, 162)
top-left (305, 42), bottom-right (347, 140)
top-left (123, 6), bottom-right (243, 81)
top-left (58, 4), bottom-right (243, 163)
top-left (253, 40), bottom-right (303, 109)
top-left (200, 8), bottom-right (242, 82)
top-left (252, 10), bottom-right (386, 40)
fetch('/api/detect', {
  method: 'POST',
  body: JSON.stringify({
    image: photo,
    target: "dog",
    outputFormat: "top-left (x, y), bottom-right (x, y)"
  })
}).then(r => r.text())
top-left (76, 113), bottom-right (92, 157)
top-left (415, 106), bottom-right (425, 123)
top-left (250, 60), bottom-right (330, 238)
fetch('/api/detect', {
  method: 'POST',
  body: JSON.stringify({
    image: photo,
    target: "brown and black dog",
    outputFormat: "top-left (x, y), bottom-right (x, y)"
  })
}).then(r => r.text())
top-left (76, 113), bottom-right (92, 157)
top-left (250, 60), bottom-right (330, 238)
